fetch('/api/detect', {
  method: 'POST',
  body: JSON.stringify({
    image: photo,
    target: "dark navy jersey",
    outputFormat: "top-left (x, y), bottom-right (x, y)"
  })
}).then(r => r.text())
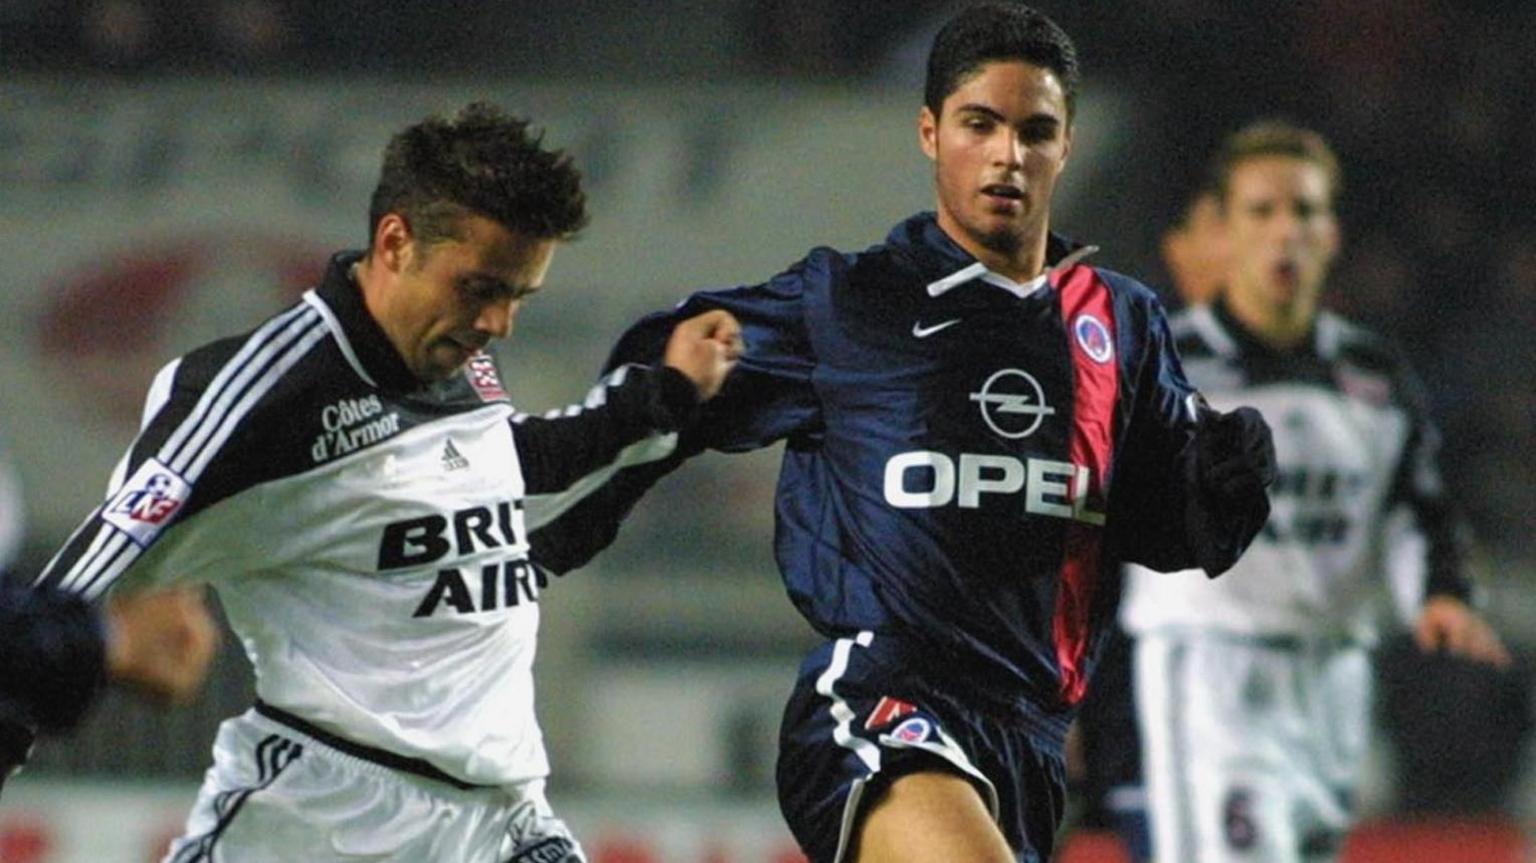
top-left (595, 213), bottom-right (1252, 726)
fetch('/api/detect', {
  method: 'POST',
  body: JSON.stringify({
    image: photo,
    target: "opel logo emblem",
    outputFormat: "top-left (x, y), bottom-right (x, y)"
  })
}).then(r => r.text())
top-left (970, 369), bottom-right (1055, 439)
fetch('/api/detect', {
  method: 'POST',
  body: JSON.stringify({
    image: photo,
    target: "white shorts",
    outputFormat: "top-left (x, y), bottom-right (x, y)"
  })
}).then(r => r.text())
top-left (163, 708), bottom-right (585, 863)
top-left (1134, 633), bottom-right (1370, 863)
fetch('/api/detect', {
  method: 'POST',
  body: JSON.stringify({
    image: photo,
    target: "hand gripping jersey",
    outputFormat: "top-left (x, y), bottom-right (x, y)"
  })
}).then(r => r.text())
top-left (33, 252), bottom-right (696, 787)
top-left (1121, 299), bottom-right (1472, 640)
top-left (591, 213), bottom-right (1263, 733)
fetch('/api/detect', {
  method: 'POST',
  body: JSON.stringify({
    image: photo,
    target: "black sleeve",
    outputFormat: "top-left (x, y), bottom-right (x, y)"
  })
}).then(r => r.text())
top-left (1109, 302), bottom-right (1270, 577)
top-left (1387, 355), bottom-right (1473, 602)
top-left (512, 363), bottom-right (704, 574)
top-left (527, 269), bottom-right (821, 576)
top-left (1179, 401), bottom-right (1274, 576)
top-left (36, 315), bottom-right (319, 601)
top-left (511, 363), bottom-right (698, 497)
top-left (527, 454), bottom-right (688, 576)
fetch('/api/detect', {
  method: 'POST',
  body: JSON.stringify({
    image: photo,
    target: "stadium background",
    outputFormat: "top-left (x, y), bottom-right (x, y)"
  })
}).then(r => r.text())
top-left (1, 2), bottom-right (1533, 860)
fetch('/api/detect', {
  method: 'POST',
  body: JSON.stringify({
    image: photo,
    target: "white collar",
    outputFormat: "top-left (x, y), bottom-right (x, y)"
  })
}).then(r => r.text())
top-left (925, 245), bottom-right (1098, 299)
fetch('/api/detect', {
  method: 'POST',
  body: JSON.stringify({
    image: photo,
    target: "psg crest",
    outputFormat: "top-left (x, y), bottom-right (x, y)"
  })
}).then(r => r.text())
top-left (1073, 314), bottom-right (1114, 364)
top-left (890, 716), bottom-right (933, 744)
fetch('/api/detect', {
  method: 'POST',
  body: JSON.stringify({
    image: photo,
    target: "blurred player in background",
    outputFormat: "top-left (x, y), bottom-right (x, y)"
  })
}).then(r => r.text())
top-left (585, 4), bottom-right (1277, 860)
top-left (1067, 181), bottom-right (1234, 862)
top-left (1159, 185), bottom-right (1229, 309)
top-left (10, 102), bottom-right (740, 860)
top-left (1119, 120), bottom-right (1509, 863)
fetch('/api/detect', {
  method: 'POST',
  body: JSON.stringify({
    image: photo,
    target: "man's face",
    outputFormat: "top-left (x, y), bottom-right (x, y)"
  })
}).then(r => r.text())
top-left (919, 60), bottom-right (1073, 261)
top-left (376, 214), bottom-right (557, 382)
top-left (1223, 155), bottom-right (1339, 318)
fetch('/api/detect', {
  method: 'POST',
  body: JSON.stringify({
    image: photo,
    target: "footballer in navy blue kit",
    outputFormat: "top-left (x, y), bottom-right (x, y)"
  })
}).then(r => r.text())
top-left (566, 5), bottom-right (1278, 862)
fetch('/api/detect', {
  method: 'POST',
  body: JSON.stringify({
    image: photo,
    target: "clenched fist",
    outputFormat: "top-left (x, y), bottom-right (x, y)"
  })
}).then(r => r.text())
top-left (663, 309), bottom-right (744, 401)
top-left (1196, 405), bottom-right (1277, 503)
top-left (107, 587), bottom-right (219, 704)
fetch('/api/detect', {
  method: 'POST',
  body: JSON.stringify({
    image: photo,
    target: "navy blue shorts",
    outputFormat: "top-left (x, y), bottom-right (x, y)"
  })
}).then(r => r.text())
top-left (775, 631), bottom-right (1067, 863)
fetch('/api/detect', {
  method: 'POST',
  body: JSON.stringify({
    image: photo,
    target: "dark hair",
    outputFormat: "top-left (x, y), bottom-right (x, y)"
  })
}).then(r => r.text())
top-left (367, 101), bottom-right (589, 249)
top-left (1209, 120), bottom-right (1342, 207)
top-left (1168, 182), bottom-right (1220, 230)
top-left (923, 2), bottom-right (1080, 119)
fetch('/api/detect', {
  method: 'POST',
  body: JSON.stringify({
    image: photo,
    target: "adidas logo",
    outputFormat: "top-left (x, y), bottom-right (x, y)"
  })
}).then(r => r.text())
top-left (441, 439), bottom-right (469, 471)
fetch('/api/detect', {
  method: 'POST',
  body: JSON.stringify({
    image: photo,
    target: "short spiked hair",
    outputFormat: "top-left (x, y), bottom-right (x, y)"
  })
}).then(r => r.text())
top-left (368, 101), bottom-right (589, 249)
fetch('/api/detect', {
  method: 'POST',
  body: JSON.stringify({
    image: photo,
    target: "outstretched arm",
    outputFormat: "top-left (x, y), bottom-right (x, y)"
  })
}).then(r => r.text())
top-left (511, 309), bottom-right (744, 500)
top-left (1112, 300), bottom-right (1275, 576)
top-left (513, 309), bottom-right (745, 575)
top-left (530, 265), bottom-right (819, 575)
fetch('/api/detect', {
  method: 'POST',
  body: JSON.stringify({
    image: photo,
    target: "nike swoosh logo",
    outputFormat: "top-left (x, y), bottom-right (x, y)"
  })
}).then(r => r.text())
top-left (912, 319), bottom-right (962, 338)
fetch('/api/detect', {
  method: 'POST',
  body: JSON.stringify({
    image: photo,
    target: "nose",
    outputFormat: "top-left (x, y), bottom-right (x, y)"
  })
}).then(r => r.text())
top-left (993, 128), bottom-right (1025, 170)
top-left (475, 299), bottom-right (519, 340)
top-left (1269, 208), bottom-right (1306, 247)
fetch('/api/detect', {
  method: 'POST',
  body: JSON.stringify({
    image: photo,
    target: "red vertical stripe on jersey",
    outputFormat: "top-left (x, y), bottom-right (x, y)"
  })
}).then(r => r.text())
top-left (1050, 265), bottom-right (1119, 706)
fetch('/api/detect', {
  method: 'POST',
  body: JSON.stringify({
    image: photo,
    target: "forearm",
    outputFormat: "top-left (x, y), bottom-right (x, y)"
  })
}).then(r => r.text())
top-left (513, 364), bottom-right (700, 496)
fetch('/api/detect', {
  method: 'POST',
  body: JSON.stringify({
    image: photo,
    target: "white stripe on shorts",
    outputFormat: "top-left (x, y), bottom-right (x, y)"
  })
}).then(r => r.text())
top-left (818, 630), bottom-right (878, 863)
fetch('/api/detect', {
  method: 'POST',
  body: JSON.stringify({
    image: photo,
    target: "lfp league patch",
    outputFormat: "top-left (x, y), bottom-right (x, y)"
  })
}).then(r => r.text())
top-left (103, 457), bottom-right (191, 547)
top-left (1073, 313), bottom-right (1114, 364)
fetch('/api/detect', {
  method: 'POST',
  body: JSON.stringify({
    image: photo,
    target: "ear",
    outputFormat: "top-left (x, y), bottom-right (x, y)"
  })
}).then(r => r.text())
top-left (1059, 121), bottom-right (1074, 169)
top-left (372, 213), bottom-right (416, 274)
top-left (918, 105), bottom-right (939, 161)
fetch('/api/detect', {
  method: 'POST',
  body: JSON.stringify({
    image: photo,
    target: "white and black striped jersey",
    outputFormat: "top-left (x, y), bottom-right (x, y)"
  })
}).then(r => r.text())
top-left (1121, 299), bottom-right (1471, 641)
top-left (34, 252), bottom-right (697, 787)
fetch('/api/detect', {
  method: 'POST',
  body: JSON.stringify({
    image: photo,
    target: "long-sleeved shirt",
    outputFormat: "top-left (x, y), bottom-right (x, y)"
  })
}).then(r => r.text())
top-left (568, 213), bottom-right (1267, 739)
top-left (32, 251), bottom-right (698, 786)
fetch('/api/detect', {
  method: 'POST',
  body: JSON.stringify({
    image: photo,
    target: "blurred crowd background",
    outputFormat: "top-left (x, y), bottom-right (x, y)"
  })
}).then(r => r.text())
top-left (1, 1), bottom-right (1533, 859)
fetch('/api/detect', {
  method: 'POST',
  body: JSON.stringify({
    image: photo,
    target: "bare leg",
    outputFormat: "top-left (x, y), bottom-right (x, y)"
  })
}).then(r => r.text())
top-left (855, 771), bottom-right (1013, 863)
